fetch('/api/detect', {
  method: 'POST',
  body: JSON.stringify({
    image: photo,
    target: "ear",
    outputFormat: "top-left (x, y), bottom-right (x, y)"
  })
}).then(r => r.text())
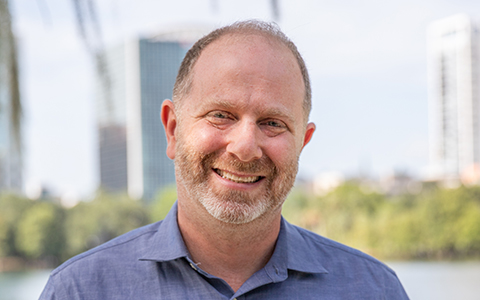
top-left (302, 122), bottom-right (316, 149)
top-left (161, 99), bottom-right (177, 160)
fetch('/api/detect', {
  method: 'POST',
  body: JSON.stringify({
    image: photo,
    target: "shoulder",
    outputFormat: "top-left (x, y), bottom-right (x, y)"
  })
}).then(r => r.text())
top-left (51, 221), bottom-right (162, 276)
top-left (289, 222), bottom-right (390, 267)
top-left (284, 222), bottom-right (409, 297)
top-left (40, 221), bottom-right (167, 299)
top-left (285, 221), bottom-right (404, 282)
top-left (280, 222), bottom-right (409, 299)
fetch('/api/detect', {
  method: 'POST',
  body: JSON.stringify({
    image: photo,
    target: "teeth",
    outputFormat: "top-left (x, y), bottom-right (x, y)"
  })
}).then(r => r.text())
top-left (216, 169), bottom-right (260, 183)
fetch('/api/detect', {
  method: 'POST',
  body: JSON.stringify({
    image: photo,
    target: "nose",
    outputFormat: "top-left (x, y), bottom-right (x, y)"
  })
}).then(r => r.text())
top-left (226, 121), bottom-right (263, 162)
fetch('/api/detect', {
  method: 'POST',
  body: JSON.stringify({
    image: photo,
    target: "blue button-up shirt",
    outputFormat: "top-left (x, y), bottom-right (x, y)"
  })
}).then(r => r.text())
top-left (39, 203), bottom-right (409, 299)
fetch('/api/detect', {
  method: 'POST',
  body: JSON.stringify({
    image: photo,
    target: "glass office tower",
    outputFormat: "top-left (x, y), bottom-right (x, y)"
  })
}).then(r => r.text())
top-left (97, 31), bottom-right (201, 200)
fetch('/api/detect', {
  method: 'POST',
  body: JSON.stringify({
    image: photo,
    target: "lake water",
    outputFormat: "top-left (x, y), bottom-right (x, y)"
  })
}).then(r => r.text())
top-left (0, 262), bottom-right (479, 299)
top-left (388, 261), bottom-right (480, 300)
top-left (0, 270), bottom-right (50, 300)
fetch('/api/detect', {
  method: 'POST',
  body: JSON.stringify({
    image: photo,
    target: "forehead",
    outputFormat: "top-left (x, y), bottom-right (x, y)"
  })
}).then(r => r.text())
top-left (194, 33), bottom-right (302, 82)
top-left (185, 33), bottom-right (305, 114)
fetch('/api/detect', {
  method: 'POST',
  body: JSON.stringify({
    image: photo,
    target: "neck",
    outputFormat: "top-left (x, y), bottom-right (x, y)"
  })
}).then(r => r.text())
top-left (177, 199), bottom-right (282, 292)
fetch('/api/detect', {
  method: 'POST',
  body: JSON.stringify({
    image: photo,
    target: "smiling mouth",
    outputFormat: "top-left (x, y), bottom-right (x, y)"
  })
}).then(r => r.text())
top-left (214, 169), bottom-right (263, 183)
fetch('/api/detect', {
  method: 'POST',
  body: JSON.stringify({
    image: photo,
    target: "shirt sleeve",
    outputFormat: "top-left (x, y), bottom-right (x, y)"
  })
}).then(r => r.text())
top-left (38, 276), bottom-right (56, 300)
top-left (385, 272), bottom-right (410, 299)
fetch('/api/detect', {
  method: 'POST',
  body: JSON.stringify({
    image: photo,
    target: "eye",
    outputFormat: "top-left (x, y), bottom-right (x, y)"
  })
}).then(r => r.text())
top-left (260, 119), bottom-right (288, 136)
top-left (205, 110), bottom-right (235, 126)
top-left (212, 111), bottom-right (229, 119)
top-left (261, 119), bottom-right (287, 128)
top-left (264, 120), bottom-right (283, 128)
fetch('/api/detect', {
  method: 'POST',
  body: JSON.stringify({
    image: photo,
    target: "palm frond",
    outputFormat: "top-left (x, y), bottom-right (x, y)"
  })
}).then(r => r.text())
top-left (0, 0), bottom-right (22, 151)
top-left (71, 0), bottom-right (112, 122)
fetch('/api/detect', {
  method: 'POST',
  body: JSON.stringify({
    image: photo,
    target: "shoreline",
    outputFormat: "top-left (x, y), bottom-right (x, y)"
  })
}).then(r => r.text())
top-left (0, 257), bottom-right (56, 273)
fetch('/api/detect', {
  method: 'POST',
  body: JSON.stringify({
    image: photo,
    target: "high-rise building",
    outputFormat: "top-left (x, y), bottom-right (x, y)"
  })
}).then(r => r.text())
top-left (428, 14), bottom-right (480, 182)
top-left (0, 36), bottom-right (22, 192)
top-left (97, 29), bottom-right (205, 200)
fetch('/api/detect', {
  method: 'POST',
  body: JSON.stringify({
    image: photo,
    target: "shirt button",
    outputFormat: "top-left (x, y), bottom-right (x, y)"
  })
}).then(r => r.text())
top-left (189, 263), bottom-right (197, 271)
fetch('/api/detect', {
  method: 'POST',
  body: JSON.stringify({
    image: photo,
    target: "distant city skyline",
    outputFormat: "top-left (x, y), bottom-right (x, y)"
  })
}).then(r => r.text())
top-left (13, 0), bottom-right (480, 198)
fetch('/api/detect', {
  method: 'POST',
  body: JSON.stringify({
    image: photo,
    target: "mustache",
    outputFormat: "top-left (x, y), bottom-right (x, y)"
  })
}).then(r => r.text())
top-left (201, 151), bottom-right (278, 177)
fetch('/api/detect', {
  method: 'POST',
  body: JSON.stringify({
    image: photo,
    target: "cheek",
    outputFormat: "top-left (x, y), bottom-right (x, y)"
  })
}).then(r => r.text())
top-left (189, 125), bottom-right (226, 153)
top-left (263, 136), bottom-right (299, 168)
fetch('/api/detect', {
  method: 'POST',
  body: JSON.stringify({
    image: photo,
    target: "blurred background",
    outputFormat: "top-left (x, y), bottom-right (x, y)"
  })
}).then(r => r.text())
top-left (1, 0), bottom-right (480, 299)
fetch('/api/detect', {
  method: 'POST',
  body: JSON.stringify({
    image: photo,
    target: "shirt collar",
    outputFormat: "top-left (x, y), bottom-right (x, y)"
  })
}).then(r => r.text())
top-left (139, 202), bottom-right (190, 262)
top-left (278, 217), bottom-right (329, 274)
top-left (139, 202), bottom-right (328, 275)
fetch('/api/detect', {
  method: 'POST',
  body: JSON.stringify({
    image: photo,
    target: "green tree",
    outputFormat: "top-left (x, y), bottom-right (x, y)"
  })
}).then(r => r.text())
top-left (421, 186), bottom-right (480, 258)
top-left (282, 186), bottom-right (322, 231)
top-left (150, 185), bottom-right (178, 222)
top-left (0, 193), bottom-right (32, 257)
top-left (316, 182), bottom-right (385, 247)
top-left (15, 202), bottom-right (65, 260)
top-left (375, 201), bottom-right (424, 259)
top-left (65, 191), bottom-right (149, 258)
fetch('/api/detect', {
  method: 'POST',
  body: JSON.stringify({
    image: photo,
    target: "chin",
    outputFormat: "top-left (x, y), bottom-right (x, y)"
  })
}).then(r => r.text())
top-left (199, 190), bottom-right (273, 224)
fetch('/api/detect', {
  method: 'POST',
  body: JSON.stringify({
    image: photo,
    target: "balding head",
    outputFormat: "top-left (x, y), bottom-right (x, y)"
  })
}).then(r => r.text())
top-left (172, 20), bottom-right (312, 122)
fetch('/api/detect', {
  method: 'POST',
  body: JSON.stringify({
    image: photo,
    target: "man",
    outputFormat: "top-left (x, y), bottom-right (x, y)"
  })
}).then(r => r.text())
top-left (40, 20), bottom-right (409, 299)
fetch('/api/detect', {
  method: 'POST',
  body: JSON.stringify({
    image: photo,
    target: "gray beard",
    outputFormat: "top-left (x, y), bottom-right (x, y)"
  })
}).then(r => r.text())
top-left (174, 139), bottom-right (298, 224)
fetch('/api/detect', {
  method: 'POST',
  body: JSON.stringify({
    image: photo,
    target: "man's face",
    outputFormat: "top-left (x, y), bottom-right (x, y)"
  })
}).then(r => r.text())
top-left (169, 34), bottom-right (315, 224)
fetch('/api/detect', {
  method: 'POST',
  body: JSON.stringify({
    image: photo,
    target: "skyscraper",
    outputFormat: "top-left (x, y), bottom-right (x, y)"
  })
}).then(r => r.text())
top-left (428, 14), bottom-right (480, 182)
top-left (97, 29), bottom-right (205, 200)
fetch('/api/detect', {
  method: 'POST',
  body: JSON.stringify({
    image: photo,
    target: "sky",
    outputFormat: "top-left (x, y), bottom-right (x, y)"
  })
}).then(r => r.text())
top-left (10, 0), bottom-right (480, 198)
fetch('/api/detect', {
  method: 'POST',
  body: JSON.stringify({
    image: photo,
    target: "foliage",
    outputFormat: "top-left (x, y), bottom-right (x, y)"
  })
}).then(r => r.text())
top-left (1, 182), bottom-right (480, 269)
top-left (0, 191), bottom-right (151, 266)
top-left (15, 202), bottom-right (65, 260)
top-left (149, 184), bottom-right (177, 222)
top-left (283, 182), bottom-right (480, 260)
top-left (64, 191), bottom-right (150, 258)
top-left (0, 194), bottom-right (32, 256)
